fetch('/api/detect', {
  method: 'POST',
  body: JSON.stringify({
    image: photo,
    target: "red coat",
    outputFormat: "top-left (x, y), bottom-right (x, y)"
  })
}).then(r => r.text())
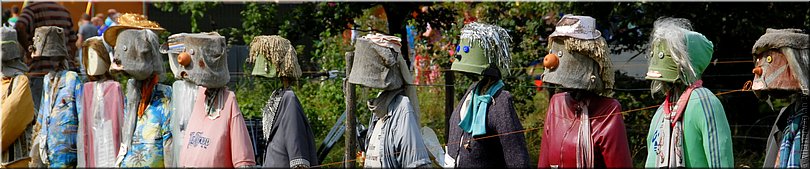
top-left (538, 92), bottom-right (633, 168)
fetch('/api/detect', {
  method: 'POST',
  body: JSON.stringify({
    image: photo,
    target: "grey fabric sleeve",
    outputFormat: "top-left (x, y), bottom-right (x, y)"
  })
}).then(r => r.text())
top-left (394, 97), bottom-right (432, 168)
top-left (280, 92), bottom-right (317, 168)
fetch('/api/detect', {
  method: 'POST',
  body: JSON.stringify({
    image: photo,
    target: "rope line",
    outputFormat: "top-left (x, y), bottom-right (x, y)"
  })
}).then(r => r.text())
top-left (312, 86), bottom-right (751, 167)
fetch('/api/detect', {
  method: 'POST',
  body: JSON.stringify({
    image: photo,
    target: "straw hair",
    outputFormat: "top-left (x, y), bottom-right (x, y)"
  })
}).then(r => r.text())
top-left (248, 35), bottom-right (302, 79)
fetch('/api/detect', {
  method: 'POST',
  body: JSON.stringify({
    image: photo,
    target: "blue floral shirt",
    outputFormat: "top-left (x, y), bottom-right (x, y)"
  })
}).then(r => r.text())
top-left (119, 83), bottom-right (173, 167)
top-left (35, 70), bottom-right (82, 168)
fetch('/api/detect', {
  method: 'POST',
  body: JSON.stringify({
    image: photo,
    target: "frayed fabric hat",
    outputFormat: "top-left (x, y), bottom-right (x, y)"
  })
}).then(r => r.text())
top-left (1, 27), bottom-right (28, 77)
top-left (110, 29), bottom-right (164, 81)
top-left (247, 35), bottom-right (302, 79)
top-left (161, 32), bottom-right (230, 88)
top-left (348, 37), bottom-right (404, 90)
top-left (30, 26), bottom-right (69, 59)
top-left (549, 15), bottom-right (602, 40)
top-left (751, 28), bottom-right (809, 95)
top-left (81, 36), bottom-right (111, 76)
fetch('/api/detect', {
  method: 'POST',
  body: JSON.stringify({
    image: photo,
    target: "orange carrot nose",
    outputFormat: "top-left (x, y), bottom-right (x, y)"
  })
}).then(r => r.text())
top-left (178, 52), bottom-right (192, 67)
top-left (752, 67), bottom-right (763, 76)
top-left (543, 53), bottom-right (559, 69)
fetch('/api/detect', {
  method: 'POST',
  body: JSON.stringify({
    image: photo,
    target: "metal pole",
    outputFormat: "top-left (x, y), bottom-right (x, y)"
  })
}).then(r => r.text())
top-left (344, 51), bottom-right (357, 168)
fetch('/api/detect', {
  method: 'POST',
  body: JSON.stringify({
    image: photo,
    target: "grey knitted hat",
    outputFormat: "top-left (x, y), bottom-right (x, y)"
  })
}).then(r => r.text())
top-left (30, 26), bottom-right (69, 59)
top-left (1, 27), bottom-right (28, 77)
top-left (348, 37), bottom-right (404, 90)
top-left (161, 32), bottom-right (230, 88)
top-left (110, 29), bottom-right (165, 80)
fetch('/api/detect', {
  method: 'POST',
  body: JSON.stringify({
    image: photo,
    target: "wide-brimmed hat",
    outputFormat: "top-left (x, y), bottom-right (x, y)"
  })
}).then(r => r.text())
top-left (549, 15), bottom-right (602, 40)
top-left (103, 13), bottom-right (165, 47)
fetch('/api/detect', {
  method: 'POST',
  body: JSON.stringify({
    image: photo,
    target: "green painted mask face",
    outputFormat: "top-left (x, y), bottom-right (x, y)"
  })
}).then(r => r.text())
top-left (251, 54), bottom-right (277, 78)
top-left (646, 41), bottom-right (680, 82)
top-left (451, 38), bottom-right (489, 75)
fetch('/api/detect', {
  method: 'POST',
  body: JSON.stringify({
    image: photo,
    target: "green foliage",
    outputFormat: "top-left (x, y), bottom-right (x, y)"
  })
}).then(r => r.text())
top-left (153, 2), bottom-right (220, 33)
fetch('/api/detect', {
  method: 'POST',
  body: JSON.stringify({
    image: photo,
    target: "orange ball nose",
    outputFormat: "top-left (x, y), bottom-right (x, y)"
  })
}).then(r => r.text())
top-left (543, 53), bottom-right (559, 69)
top-left (178, 52), bottom-right (191, 67)
top-left (752, 67), bottom-right (763, 76)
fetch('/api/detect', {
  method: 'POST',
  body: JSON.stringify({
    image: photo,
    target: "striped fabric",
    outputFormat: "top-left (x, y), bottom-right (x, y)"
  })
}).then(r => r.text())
top-left (14, 2), bottom-right (78, 73)
top-left (645, 87), bottom-right (734, 168)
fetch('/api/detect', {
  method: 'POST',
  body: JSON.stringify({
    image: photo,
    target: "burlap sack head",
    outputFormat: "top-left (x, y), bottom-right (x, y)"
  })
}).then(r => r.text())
top-left (1, 27), bottom-right (28, 77)
top-left (542, 15), bottom-right (613, 96)
top-left (110, 29), bottom-right (164, 80)
top-left (247, 35), bottom-right (302, 79)
top-left (348, 37), bottom-right (403, 90)
top-left (160, 32), bottom-right (230, 88)
top-left (81, 36), bottom-right (111, 77)
top-left (751, 28), bottom-right (809, 95)
top-left (30, 26), bottom-right (69, 59)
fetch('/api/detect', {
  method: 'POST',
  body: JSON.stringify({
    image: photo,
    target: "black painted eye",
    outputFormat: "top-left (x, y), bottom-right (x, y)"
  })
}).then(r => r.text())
top-left (658, 52), bottom-right (664, 59)
top-left (556, 51), bottom-right (563, 58)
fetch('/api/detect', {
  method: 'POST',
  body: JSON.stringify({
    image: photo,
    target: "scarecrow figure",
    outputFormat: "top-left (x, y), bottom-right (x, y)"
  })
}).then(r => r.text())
top-left (161, 32), bottom-right (200, 168)
top-left (169, 32), bottom-right (256, 167)
top-left (347, 33), bottom-right (431, 168)
top-left (75, 36), bottom-right (124, 167)
top-left (104, 13), bottom-right (173, 167)
top-left (537, 15), bottom-right (632, 168)
top-left (643, 18), bottom-right (733, 168)
top-left (247, 35), bottom-right (318, 168)
top-left (444, 22), bottom-right (529, 168)
top-left (0, 27), bottom-right (36, 168)
top-left (752, 28), bottom-right (809, 168)
top-left (27, 26), bottom-right (82, 168)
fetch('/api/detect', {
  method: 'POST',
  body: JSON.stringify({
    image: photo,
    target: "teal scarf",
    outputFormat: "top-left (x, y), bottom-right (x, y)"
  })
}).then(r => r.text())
top-left (459, 80), bottom-right (504, 136)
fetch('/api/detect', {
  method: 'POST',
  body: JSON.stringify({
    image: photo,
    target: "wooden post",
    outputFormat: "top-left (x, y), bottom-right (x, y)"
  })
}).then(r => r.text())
top-left (344, 52), bottom-right (357, 168)
top-left (444, 69), bottom-right (454, 141)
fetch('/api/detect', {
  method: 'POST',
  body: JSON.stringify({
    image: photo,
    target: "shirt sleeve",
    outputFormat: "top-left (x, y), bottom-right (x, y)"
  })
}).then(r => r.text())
top-left (280, 93), bottom-right (317, 168)
top-left (596, 101), bottom-right (633, 168)
top-left (492, 92), bottom-right (530, 168)
top-left (395, 97), bottom-right (432, 168)
top-left (228, 93), bottom-right (257, 167)
top-left (691, 89), bottom-right (734, 168)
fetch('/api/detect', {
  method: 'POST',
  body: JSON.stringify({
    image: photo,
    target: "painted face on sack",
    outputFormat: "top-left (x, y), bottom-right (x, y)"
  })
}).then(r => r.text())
top-left (751, 49), bottom-right (801, 96)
